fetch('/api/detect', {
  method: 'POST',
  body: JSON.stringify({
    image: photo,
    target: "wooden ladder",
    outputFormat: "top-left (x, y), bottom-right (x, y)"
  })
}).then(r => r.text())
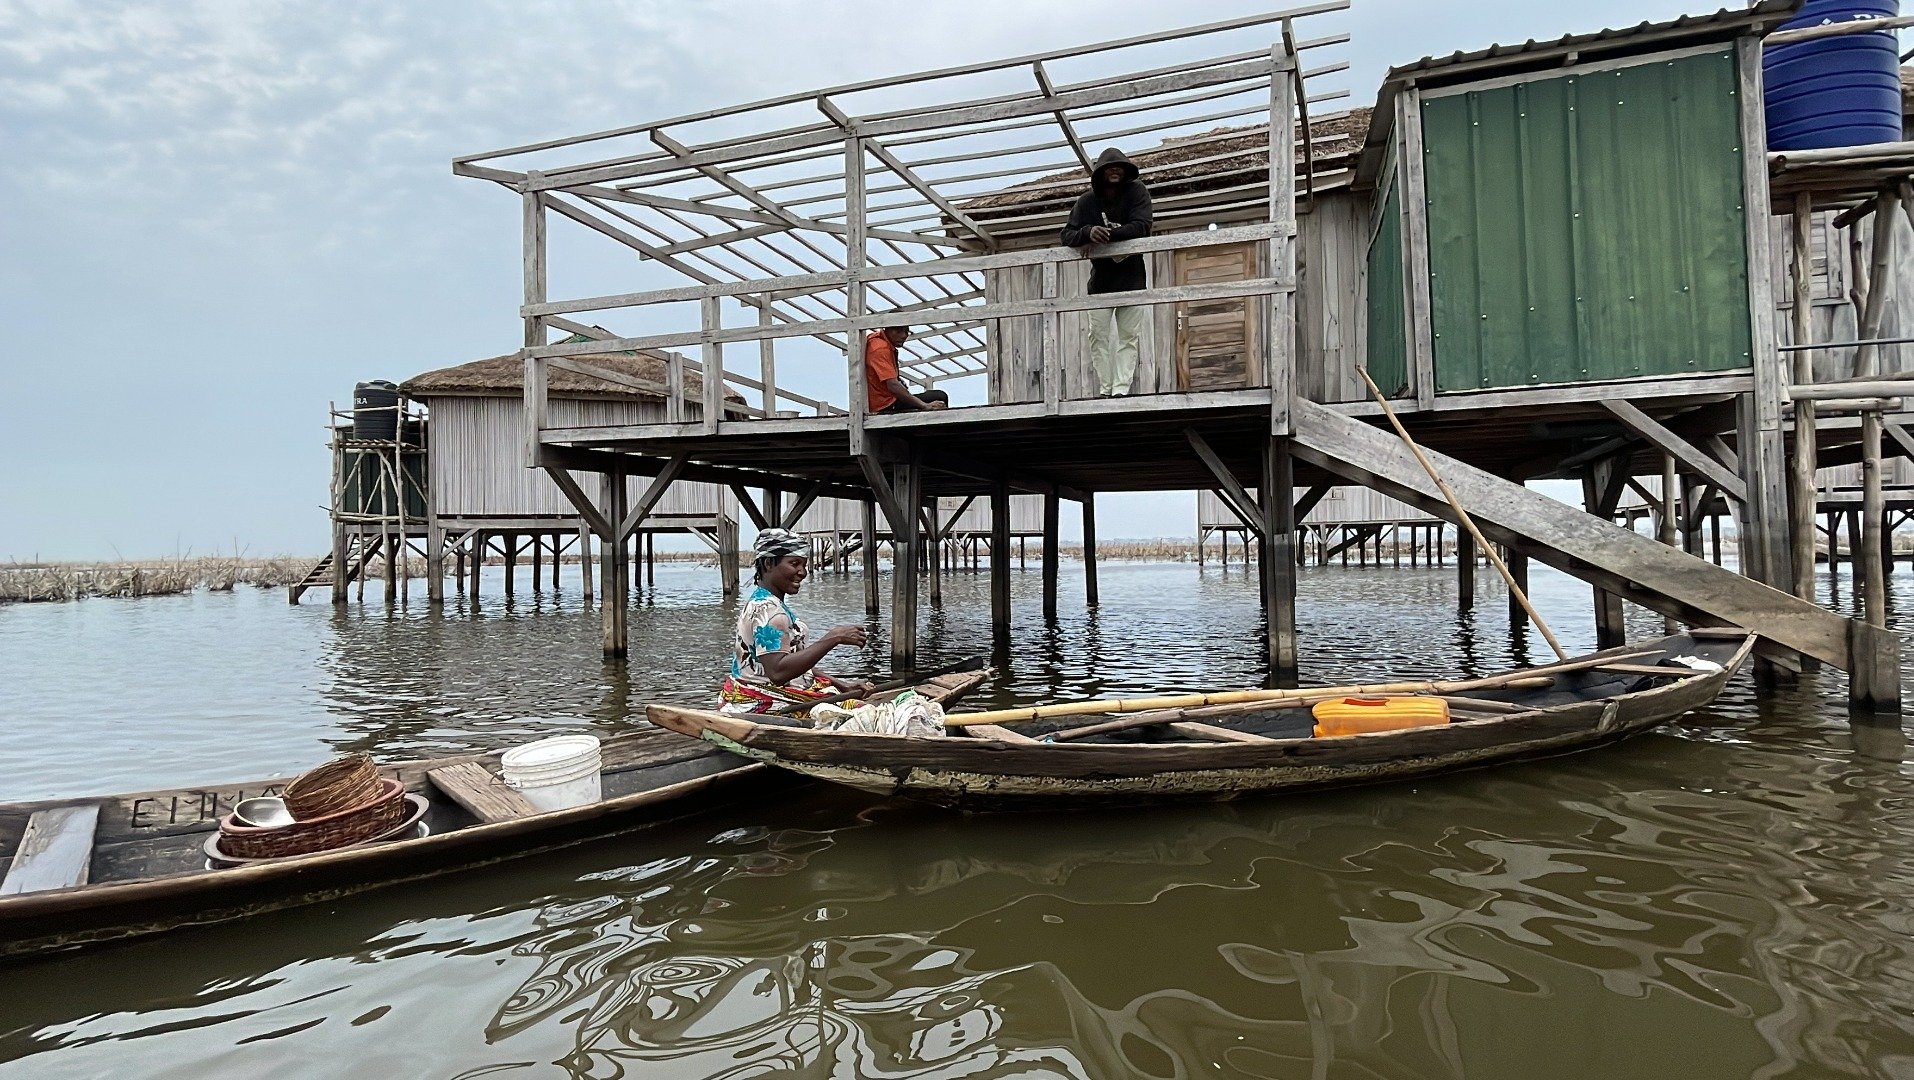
top-left (286, 536), bottom-right (370, 604)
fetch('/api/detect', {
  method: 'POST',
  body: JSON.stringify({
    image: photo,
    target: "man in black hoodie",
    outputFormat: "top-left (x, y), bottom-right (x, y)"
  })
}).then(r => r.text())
top-left (1060, 147), bottom-right (1153, 396)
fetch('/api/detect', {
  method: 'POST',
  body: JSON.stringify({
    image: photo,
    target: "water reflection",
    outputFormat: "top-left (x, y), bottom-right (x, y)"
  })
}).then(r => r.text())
top-left (4, 561), bottom-right (1914, 1078)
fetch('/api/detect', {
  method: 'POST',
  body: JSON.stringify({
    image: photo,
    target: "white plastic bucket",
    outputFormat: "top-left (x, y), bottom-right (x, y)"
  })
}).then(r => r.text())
top-left (499, 734), bottom-right (602, 812)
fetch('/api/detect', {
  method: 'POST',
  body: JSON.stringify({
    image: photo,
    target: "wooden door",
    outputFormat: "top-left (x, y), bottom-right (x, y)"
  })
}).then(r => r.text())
top-left (1173, 242), bottom-right (1262, 392)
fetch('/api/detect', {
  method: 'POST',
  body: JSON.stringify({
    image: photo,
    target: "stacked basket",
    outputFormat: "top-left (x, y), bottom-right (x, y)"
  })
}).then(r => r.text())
top-left (217, 753), bottom-right (413, 859)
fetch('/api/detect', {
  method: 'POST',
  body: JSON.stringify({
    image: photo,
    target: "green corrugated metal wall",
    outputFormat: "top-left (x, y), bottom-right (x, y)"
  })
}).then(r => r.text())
top-left (1365, 177), bottom-right (1410, 396)
top-left (1419, 49), bottom-right (1752, 391)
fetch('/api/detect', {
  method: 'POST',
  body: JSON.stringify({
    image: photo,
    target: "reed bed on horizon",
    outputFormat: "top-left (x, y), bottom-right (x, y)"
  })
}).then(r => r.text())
top-left (0, 556), bottom-right (314, 604)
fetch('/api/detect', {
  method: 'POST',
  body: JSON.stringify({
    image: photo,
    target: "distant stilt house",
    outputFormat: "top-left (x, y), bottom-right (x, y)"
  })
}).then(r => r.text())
top-left (290, 341), bottom-right (744, 604)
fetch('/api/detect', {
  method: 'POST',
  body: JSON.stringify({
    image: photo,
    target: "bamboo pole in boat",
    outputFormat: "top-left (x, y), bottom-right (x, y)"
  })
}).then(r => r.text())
top-left (1355, 366), bottom-right (1569, 661)
top-left (945, 651), bottom-right (1655, 727)
top-left (1042, 688), bottom-right (1555, 742)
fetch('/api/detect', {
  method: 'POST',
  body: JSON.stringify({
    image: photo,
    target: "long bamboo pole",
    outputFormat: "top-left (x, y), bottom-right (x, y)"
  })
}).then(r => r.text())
top-left (945, 649), bottom-right (1655, 727)
top-left (1355, 366), bottom-right (1569, 660)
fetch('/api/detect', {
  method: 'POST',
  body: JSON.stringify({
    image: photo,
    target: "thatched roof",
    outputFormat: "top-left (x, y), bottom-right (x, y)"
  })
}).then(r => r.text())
top-left (959, 107), bottom-right (1370, 219)
top-left (402, 342), bottom-right (744, 404)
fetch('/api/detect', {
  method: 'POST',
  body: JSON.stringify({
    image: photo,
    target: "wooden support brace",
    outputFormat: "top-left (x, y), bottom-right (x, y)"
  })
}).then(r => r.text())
top-left (1187, 428), bottom-right (1267, 536)
top-left (1601, 399), bottom-right (1748, 503)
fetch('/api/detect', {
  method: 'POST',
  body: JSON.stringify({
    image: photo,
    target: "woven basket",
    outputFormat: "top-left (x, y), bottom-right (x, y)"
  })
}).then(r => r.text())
top-left (284, 752), bottom-right (381, 820)
top-left (218, 777), bottom-right (409, 859)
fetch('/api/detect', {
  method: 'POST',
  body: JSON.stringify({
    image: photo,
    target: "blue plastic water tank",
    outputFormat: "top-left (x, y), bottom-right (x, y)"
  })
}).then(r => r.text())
top-left (1765, 0), bottom-right (1904, 150)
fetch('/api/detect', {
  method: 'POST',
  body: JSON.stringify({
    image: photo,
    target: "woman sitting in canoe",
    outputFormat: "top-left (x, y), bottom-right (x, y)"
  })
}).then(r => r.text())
top-left (720, 529), bottom-right (874, 714)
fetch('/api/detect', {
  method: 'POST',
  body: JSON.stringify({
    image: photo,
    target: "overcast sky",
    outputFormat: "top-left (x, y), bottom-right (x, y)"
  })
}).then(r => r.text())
top-left (1, 0), bottom-right (1755, 560)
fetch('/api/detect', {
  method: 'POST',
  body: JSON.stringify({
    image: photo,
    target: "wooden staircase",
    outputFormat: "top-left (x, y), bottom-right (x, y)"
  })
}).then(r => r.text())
top-left (287, 537), bottom-right (370, 604)
top-left (1288, 398), bottom-right (1898, 680)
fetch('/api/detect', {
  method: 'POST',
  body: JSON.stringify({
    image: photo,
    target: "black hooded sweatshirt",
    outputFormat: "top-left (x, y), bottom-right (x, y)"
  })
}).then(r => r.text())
top-left (1060, 147), bottom-right (1153, 294)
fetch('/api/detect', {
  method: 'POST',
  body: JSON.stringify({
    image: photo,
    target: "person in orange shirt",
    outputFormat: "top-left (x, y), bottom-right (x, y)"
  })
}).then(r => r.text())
top-left (865, 323), bottom-right (949, 414)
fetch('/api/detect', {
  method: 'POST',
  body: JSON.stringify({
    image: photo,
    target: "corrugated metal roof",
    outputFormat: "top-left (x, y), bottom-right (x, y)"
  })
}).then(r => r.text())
top-left (1355, 1), bottom-right (1800, 188)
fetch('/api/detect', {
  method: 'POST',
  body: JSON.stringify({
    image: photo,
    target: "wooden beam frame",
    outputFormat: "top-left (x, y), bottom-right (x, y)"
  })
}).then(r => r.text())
top-left (1187, 428), bottom-right (1267, 536)
top-left (1601, 399), bottom-right (1749, 503)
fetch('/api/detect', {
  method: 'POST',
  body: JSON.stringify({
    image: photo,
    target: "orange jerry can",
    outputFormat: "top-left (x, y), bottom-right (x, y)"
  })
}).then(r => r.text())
top-left (1310, 695), bottom-right (1451, 738)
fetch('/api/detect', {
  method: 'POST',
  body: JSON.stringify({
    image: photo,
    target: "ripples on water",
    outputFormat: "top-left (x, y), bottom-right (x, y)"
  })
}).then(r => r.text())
top-left (2, 560), bottom-right (1912, 1077)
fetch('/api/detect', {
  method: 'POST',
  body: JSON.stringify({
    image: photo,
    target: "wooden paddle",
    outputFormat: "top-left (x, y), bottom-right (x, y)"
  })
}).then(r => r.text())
top-left (943, 650), bottom-right (1653, 728)
top-left (768, 655), bottom-right (987, 716)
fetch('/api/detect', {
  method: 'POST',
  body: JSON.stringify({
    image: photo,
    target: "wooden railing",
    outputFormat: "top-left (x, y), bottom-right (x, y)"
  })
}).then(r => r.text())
top-left (519, 220), bottom-right (1298, 451)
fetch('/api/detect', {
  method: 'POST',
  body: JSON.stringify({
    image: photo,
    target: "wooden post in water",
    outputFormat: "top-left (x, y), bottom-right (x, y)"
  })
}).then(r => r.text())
top-left (1082, 493), bottom-right (1099, 607)
top-left (453, 542), bottom-right (466, 598)
top-left (1041, 491), bottom-right (1060, 621)
top-left (889, 462), bottom-right (921, 669)
top-left (928, 500), bottom-right (943, 608)
top-left (426, 519), bottom-right (444, 604)
top-left (990, 482), bottom-right (1011, 639)
top-left (470, 531), bottom-right (484, 604)
top-left (1262, 437), bottom-right (1299, 685)
top-left (602, 472), bottom-right (628, 658)
top-left (579, 524), bottom-right (593, 605)
top-left (1788, 191), bottom-right (1821, 606)
top-left (1506, 548), bottom-right (1529, 630)
top-left (861, 500), bottom-right (880, 616)
top-left (1455, 529), bottom-right (1475, 613)
top-left (719, 517), bottom-right (739, 600)
top-left (531, 534), bottom-right (543, 593)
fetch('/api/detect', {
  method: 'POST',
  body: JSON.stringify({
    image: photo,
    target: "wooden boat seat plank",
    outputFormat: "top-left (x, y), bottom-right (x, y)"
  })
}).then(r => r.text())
top-left (1, 804), bottom-right (100, 895)
top-left (427, 762), bottom-right (540, 824)
top-left (1594, 663), bottom-right (1702, 677)
top-left (964, 724), bottom-right (1039, 744)
top-left (1167, 722), bottom-right (1274, 744)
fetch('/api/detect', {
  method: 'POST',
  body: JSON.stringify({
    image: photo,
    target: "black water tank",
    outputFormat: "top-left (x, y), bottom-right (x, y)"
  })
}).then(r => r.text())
top-left (353, 381), bottom-right (399, 440)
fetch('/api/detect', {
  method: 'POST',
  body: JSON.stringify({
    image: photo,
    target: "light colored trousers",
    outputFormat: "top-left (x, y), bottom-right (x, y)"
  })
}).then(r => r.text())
top-left (1087, 304), bottom-right (1145, 396)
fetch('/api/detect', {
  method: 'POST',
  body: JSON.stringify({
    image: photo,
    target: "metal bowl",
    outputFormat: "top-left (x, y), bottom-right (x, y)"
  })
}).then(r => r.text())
top-left (232, 796), bottom-right (294, 829)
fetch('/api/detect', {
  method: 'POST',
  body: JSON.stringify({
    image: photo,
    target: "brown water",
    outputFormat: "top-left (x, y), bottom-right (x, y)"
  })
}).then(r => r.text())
top-left (2, 560), bottom-right (1912, 1078)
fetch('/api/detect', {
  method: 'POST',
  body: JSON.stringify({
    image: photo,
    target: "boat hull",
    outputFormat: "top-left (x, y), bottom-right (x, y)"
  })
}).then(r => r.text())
top-left (653, 635), bottom-right (1753, 812)
top-left (0, 672), bottom-right (986, 961)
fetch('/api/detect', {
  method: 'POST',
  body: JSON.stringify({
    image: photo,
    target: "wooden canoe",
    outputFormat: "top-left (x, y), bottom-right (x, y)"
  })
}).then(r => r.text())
top-left (0, 671), bottom-right (988, 962)
top-left (647, 633), bottom-right (1755, 812)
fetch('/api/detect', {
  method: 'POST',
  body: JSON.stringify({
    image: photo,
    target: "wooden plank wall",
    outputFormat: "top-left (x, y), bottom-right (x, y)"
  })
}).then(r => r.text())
top-left (984, 190), bottom-right (1366, 404)
top-left (425, 396), bottom-right (727, 519)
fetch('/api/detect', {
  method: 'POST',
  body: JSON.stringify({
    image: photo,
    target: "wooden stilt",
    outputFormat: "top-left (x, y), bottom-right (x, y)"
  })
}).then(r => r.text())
top-left (427, 524), bottom-right (445, 603)
top-left (646, 530), bottom-right (657, 589)
top-left (1506, 549), bottom-right (1528, 628)
top-left (470, 531), bottom-right (484, 603)
top-left (1041, 491), bottom-right (1060, 621)
top-left (889, 461), bottom-right (921, 669)
top-left (603, 473), bottom-right (628, 658)
top-left (552, 532), bottom-right (562, 591)
top-left (1863, 410), bottom-right (1887, 629)
top-left (720, 518), bottom-right (740, 600)
top-left (357, 531), bottom-right (371, 602)
top-left (1848, 508), bottom-right (1863, 599)
top-left (928, 500), bottom-right (943, 608)
top-left (503, 534), bottom-right (517, 599)
top-left (330, 523), bottom-right (349, 605)
top-left (531, 534), bottom-right (543, 593)
top-left (1082, 494), bottom-right (1099, 607)
top-left (1788, 191), bottom-right (1822, 605)
top-left (579, 524), bottom-right (593, 605)
top-left (453, 542), bottom-right (466, 598)
top-left (1456, 529), bottom-right (1475, 613)
top-left (990, 482), bottom-right (1011, 638)
top-left (862, 501), bottom-right (881, 616)
top-left (1262, 437), bottom-right (1299, 685)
